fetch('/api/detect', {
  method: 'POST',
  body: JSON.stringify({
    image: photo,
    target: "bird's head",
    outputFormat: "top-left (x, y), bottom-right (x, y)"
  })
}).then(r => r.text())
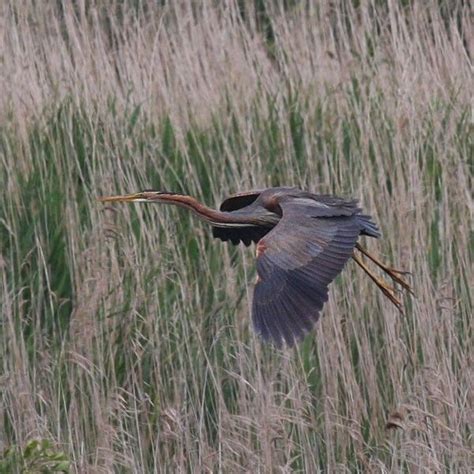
top-left (99, 191), bottom-right (181, 203)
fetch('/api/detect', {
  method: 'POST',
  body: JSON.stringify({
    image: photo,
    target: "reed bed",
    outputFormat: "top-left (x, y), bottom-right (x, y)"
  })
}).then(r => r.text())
top-left (0, 1), bottom-right (472, 472)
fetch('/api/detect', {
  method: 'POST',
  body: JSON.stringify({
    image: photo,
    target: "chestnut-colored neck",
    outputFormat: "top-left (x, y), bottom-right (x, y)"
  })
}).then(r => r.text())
top-left (155, 194), bottom-right (253, 226)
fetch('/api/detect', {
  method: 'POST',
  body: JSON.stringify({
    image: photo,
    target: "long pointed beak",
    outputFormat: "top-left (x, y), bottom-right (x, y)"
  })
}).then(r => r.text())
top-left (99, 192), bottom-right (154, 203)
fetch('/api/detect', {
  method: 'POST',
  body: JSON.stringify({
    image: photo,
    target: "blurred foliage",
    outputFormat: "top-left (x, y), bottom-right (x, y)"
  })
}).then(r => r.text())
top-left (0, 439), bottom-right (70, 474)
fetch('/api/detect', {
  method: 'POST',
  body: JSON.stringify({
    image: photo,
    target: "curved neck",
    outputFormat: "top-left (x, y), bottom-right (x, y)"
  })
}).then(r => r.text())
top-left (154, 194), bottom-right (254, 227)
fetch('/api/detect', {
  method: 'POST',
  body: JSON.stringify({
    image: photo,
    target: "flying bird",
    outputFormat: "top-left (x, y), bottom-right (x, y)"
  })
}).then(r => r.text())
top-left (100, 187), bottom-right (412, 347)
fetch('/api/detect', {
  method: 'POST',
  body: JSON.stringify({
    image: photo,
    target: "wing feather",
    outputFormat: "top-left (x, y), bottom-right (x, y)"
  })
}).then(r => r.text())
top-left (212, 225), bottom-right (270, 247)
top-left (219, 190), bottom-right (263, 211)
top-left (212, 190), bottom-right (270, 245)
top-left (252, 200), bottom-right (363, 346)
top-left (212, 190), bottom-right (269, 246)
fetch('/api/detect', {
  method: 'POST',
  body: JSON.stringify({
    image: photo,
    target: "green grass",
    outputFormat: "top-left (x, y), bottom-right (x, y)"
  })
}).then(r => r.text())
top-left (1, 1), bottom-right (472, 472)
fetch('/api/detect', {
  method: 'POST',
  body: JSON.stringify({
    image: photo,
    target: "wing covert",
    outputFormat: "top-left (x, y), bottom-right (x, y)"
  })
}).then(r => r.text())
top-left (212, 190), bottom-right (268, 246)
top-left (219, 190), bottom-right (263, 211)
top-left (252, 201), bottom-right (362, 347)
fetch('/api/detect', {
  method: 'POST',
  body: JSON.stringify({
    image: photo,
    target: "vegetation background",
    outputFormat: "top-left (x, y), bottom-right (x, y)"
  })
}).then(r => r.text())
top-left (0, 1), bottom-right (472, 472)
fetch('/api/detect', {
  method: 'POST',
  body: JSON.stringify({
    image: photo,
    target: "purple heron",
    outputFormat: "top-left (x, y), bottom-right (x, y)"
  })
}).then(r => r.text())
top-left (100, 187), bottom-right (412, 347)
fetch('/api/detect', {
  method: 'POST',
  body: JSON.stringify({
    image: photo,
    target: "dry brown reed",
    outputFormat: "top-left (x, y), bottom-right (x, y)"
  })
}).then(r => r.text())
top-left (0, 1), bottom-right (472, 472)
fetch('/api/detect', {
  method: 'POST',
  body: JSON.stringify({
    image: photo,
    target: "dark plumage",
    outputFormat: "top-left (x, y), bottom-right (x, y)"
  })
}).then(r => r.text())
top-left (100, 186), bottom-right (412, 347)
top-left (212, 187), bottom-right (381, 346)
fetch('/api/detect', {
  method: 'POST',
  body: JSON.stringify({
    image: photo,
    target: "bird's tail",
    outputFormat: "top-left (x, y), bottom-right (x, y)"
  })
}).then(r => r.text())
top-left (357, 214), bottom-right (381, 238)
top-left (352, 243), bottom-right (413, 311)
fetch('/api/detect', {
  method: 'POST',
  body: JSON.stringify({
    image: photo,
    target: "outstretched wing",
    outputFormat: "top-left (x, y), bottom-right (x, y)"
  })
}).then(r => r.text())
top-left (218, 190), bottom-right (263, 211)
top-left (212, 190), bottom-right (270, 246)
top-left (252, 200), bottom-right (362, 347)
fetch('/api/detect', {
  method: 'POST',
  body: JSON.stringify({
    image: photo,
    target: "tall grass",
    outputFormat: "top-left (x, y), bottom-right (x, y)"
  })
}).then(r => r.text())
top-left (1, 1), bottom-right (472, 471)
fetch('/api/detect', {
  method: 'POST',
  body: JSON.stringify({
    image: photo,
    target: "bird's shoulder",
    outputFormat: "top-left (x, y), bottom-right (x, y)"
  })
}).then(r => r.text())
top-left (273, 189), bottom-right (361, 218)
top-left (219, 187), bottom-right (361, 217)
top-left (219, 189), bottom-right (264, 211)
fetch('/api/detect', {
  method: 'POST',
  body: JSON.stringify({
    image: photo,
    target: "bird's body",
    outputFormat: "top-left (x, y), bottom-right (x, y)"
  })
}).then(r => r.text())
top-left (211, 187), bottom-right (381, 243)
top-left (100, 187), bottom-right (412, 347)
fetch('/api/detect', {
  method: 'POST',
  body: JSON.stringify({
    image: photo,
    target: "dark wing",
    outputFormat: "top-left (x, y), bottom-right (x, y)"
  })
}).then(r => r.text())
top-left (212, 225), bottom-right (272, 246)
top-left (307, 194), bottom-right (380, 237)
top-left (212, 190), bottom-right (270, 246)
top-left (219, 190), bottom-right (263, 211)
top-left (252, 200), bottom-right (362, 347)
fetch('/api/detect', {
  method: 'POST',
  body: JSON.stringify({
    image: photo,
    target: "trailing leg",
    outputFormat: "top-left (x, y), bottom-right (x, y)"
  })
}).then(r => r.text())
top-left (355, 243), bottom-right (413, 295)
top-left (352, 252), bottom-right (403, 312)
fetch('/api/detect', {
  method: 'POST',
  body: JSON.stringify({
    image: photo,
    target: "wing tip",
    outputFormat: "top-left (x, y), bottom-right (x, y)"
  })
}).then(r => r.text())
top-left (252, 304), bottom-right (320, 348)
